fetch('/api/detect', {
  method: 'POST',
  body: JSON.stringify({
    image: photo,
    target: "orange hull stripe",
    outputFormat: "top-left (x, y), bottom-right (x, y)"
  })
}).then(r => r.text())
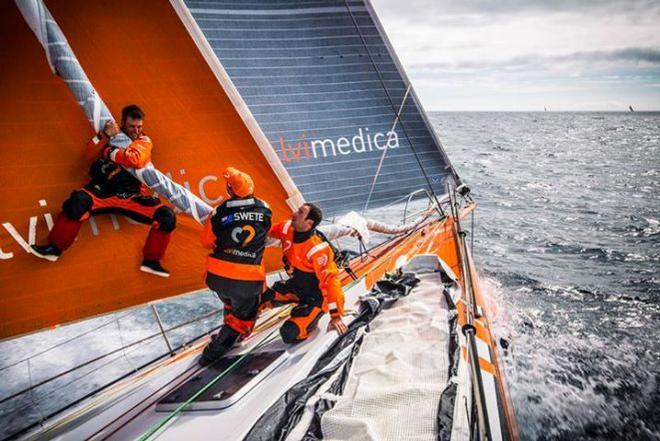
top-left (459, 347), bottom-right (496, 375)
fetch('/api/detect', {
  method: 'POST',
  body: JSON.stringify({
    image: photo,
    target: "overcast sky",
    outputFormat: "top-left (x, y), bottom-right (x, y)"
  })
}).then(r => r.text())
top-left (370, 0), bottom-right (660, 111)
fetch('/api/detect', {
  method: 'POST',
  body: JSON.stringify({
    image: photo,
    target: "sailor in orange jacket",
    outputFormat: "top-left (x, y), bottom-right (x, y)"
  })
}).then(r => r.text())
top-left (262, 203), bottom-right (348, 343)
top-left (199, 167), bottom-right (272, 366)
top-left (31, 105), bottom-right (176, 277)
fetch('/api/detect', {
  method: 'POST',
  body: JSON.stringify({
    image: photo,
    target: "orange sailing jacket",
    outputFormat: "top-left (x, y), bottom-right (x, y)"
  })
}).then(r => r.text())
top-left (269, 221), bottom-right (345, 318)
top-left (86, 132), bottom-right (153, 168)
top-left (85, 131), bottom-right (153, 196)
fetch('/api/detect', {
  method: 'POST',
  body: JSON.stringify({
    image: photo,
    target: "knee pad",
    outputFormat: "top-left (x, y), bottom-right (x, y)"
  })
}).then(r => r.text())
top-left (280, 321), bottom-right (301, 344)
top-left (154, 206), bottom-right (176, 232)
top-left (62, 190), bottom-right (92, 220)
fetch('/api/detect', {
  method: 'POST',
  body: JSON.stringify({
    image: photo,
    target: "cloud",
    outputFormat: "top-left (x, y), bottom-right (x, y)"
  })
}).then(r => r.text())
top-left (370, 0), bottom-right (660, 110)
top-left (566, 48), bottom-right (660, 64)
top-left (372, 0), bottom-right (660, 22)
top-left (410, 48), bottom-right (660, 72)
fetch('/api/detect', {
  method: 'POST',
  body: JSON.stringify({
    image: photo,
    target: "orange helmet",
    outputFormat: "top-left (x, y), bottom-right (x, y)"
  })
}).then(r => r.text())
top-left (223, 167), bottom-right (254, 198)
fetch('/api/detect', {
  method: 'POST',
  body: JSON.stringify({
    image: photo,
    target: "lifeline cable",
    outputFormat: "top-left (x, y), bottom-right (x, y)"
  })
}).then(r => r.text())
top-left (137, 327), bottom-right (282, 441)
top-left (0, 306), bottom-right (223, 407)
top-left (2, 309), bottom-right (224, 441)
top-left (6, 329), bottom-right (172, 419)
top-left (344, 0), bottom-right (449, 214)
top-left (0, 309), bottom-right (134, 373)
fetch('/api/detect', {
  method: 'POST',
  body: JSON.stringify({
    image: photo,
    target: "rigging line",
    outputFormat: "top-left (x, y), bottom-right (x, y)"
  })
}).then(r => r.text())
top-left (343, 0), bottom-right (445, 214)
top-left (0, 308), bottom-right (223, 406)
top-left (362, 84), bottom-right (412, 215)
top-left (116, 317), bottom-right (138, 374)
top-left (5, 332), bottom-right (164, 418)
top-left (137, 328), bottom-right (282, 441)
top-left (7, 323), bottom-right (224, 441)
top-left (11, 320), bottom-right (224, 441)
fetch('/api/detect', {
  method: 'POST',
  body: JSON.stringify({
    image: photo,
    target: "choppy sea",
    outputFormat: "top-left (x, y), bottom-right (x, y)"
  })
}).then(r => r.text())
top-left (1, 112), bottom-right (658, 440)
top-left (430, 111), bottom-right (660, 441)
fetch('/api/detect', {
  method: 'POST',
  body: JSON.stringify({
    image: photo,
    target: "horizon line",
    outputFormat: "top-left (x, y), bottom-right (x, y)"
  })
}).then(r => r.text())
top-left (426, 109), bottom-right (660, 113)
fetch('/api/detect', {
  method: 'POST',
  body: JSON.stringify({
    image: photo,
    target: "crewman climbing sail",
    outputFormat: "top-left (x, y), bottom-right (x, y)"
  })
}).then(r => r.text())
top-left (199, 167), bottom-right (272, 366)
top-left (262, 203), bottom-right (348, 343)
top-left (30, 105), bottom-right (176, 277)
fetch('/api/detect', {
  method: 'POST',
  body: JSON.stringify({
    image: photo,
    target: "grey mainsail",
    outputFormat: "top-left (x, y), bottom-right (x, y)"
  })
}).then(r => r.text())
top-left (181, 0), bottom-right (460, 217)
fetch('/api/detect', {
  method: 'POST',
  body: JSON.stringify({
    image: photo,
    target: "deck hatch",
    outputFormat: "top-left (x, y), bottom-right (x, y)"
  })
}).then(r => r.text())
top-left (156, 350), bottom-right (287, 411)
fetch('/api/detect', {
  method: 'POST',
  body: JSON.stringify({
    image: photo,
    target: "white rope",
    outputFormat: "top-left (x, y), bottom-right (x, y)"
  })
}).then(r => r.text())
top-left (92, 91), bottom-right (102, 133)
top-left (362, 84), bottom-right (412, 215)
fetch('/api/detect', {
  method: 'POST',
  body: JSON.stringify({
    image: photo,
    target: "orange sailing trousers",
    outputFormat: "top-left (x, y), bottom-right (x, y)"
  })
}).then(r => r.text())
top-left (261, 284), bottom-right (324, 343)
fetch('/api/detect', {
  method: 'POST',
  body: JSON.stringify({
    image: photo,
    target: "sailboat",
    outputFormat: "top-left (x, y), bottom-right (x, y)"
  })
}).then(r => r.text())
top-left (0, 1), bottom-right (518, 440)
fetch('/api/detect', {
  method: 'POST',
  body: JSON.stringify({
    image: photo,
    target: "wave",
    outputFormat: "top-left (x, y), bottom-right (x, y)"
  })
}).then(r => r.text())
top-left (542, 241), bottom-right (657, 263)
top-left (481, 274), bottom-right (660, 440)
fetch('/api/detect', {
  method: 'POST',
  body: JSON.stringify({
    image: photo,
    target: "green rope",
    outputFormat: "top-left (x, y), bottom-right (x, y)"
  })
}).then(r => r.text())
top-left (137, 328), bottom-right (281, 441)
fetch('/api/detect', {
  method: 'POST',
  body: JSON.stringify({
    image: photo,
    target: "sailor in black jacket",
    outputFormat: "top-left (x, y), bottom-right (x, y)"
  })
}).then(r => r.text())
top-left (200, 167), bottom-right (271, 365)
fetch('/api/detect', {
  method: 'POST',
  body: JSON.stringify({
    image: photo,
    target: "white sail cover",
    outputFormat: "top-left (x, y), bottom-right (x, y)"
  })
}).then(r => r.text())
top-left (321, 265), bottom-right (452, 440)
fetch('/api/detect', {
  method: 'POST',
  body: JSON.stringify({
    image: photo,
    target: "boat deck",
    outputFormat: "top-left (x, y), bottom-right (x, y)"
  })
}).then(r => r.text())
top-left (32, 256), bottom-right (466, 441)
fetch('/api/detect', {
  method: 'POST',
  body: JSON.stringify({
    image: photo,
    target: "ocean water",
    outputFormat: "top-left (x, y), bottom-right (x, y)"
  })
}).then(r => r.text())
top-left (429, 112), bottom-right (660, 441)
top-left (1, 112), bottom-right (658, 440)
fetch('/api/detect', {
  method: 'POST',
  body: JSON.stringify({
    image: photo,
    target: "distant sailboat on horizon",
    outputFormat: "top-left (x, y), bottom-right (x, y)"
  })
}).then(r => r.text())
top-left (629, 105), bottom-right (635, 112)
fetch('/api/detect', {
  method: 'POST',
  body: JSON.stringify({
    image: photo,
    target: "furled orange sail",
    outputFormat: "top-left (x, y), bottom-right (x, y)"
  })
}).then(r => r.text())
top-left (0, 0), bottom-right (295, 340)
